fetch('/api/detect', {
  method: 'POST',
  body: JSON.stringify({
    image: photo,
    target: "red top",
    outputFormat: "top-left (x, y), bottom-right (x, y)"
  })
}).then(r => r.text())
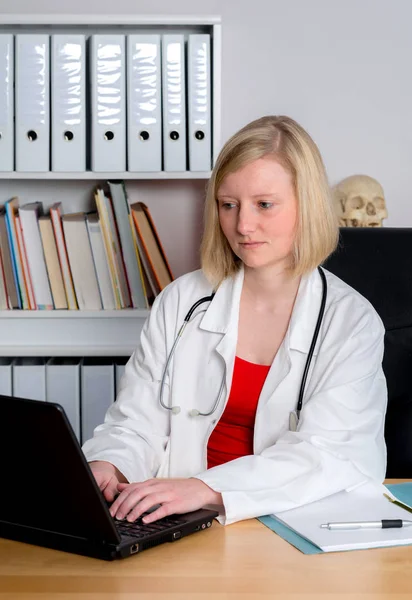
top-left (207, 356), bottom-right (271, 469)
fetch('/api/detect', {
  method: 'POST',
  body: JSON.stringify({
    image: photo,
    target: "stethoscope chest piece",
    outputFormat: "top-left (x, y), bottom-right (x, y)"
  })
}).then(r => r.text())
top-left (289, 411), bottom-right (298, 432)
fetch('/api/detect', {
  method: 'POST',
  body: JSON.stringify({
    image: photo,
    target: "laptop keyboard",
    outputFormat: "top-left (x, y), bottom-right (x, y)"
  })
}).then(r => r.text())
top-left (115, 515), bottom-right (185, 539)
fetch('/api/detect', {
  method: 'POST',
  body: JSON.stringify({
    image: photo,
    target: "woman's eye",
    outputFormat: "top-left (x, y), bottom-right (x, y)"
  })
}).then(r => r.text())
top-left (221, 202), bottom-right (236, 210)
top-left (259, 202), bottom-right (273, 209)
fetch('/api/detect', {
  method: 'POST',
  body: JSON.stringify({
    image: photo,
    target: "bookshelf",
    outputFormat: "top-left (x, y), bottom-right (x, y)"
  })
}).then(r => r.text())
top-left (0, 309), bottom-right (145, 357)
top-left (0, 14), bottom-right (221, 357)
top-left (0, 172), bottom-right (212, 180)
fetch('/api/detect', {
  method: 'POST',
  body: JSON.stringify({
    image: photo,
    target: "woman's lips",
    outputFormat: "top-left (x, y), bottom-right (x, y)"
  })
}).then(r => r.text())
top-left (239, 241), bottom-right (264, 249)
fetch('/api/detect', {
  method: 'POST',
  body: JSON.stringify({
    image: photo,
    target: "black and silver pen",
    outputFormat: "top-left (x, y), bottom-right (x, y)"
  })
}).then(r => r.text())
top-left (320, 519), bottom-right (412, 530)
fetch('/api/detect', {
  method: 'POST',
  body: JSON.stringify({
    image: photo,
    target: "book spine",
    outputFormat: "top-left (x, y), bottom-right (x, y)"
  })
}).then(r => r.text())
top-left (50, 206), bottom-right (78, 310)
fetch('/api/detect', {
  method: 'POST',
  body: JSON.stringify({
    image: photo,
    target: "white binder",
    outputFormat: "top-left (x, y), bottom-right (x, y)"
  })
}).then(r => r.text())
top-left (127, 34), bottom-right (162, 172)
top-left (46, 358), bottom-right (81, 441)
top-left (13, 358), bottom-right (46, 402)
top-left (15, 34), bottom-right (50, 172)
top-left (0, 358), bottom-right (13, 396)
top-left (90, 35), bottom-right (126, 172)
top-left (162, 35), bottom-right (186, 172)
top-left (0, 35), bottom-right (14, 172)
top-left (81, 358), bottom-right (114, 444)
top-left (187, 34), bottom-right (212, 172)
top-left (51, 35), bottom-right (86, 172)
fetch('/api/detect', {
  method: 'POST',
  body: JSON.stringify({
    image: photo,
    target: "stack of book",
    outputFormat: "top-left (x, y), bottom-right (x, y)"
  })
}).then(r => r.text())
top-left (0, 181), bottom-right (173, 310)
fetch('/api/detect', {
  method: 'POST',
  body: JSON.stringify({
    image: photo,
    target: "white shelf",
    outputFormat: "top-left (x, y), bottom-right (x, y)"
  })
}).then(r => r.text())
top-left (0, 14), bottom-right (221, 26)
top-left (0, 345), bottom-right (136, 357)
top-left (0, 309), bottom-right (149, 318)
top-left (0, 309), bottom-right (149, 356)
top-left (1, 171), bottom-right (211, 180)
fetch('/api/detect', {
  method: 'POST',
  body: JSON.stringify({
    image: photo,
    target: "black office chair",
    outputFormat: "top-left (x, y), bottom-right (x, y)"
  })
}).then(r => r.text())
top-left (323, 227), bottom-right (412, 477)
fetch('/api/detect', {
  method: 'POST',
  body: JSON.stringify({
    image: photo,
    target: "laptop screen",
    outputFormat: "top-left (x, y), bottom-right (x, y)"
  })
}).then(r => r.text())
top-left (1, 395), bottom-right (120, 544)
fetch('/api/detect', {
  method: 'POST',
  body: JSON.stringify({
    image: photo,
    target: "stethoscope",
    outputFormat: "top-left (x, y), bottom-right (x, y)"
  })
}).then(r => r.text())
top-left (159, 266), bottom-right (327, 431)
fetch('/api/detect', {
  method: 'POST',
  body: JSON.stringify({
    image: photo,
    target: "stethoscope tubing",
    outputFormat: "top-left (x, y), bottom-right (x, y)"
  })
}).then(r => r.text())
top-left (158, 293), bottom-right (215, 414)
top-left (158, 267), bottom-right (327, 426)
top-left (295, 266), bottom-right (327, 418)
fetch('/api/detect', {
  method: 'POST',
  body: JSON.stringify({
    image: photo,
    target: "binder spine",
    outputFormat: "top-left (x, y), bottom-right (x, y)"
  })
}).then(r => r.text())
top-left (162, 35), bottom-right (186, 172)
top-left (188, 34), bottom-right (212, 172)
top-left (51, 35), bottom-right (86, 172)
top-left (91, 35), bottom-right (126, 172)
top-left (127, 34), bottom-right (162, 172)
top-left (15, 34), bottom-right (50, 172)
top-left (13, 358), bottom-right (46, 402)
top-left (0, 34), bottom-right (14, 172)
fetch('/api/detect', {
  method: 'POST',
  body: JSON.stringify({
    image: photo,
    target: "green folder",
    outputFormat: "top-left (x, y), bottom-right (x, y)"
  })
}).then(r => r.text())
top-left (258, 482), bottom-right (412, 554)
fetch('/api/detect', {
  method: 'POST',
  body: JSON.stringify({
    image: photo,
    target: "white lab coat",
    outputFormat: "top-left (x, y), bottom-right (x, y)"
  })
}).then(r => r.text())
top-left (82, 266), bottom-right (387, 525)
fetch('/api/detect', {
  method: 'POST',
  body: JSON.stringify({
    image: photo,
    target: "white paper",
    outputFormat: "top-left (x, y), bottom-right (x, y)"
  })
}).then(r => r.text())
top-left (273, 481), bottom-right (412, 552)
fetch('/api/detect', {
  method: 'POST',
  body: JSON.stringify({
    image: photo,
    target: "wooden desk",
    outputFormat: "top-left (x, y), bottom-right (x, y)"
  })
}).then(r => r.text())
top-left (2, 485), bottom-right (412, 599)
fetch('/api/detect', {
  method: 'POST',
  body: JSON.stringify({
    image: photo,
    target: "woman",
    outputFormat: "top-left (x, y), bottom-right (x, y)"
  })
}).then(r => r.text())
top-left (83, 115), bottom-right (387, 526)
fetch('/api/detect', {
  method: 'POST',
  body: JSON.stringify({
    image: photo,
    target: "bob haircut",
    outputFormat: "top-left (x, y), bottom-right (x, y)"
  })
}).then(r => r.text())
top-left (200, 115), bottom-right (339, 287)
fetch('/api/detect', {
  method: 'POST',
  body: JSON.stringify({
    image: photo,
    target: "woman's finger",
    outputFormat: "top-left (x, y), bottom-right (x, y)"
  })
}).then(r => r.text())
top-left (125, 492), bottom-right (168, 522)
top-left (102, 475), bottom-right (119, 502)
top-left (110, 486), bottom-right (139, 518)
top-left (142, 501), bottom-right (179, 524)
top-left (117, 479), bottom-right (157, 491)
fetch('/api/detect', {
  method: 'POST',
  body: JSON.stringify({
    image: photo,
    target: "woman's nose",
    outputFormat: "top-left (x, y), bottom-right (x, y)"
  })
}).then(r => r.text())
top-left (237, 206), bottom-right (256, 235)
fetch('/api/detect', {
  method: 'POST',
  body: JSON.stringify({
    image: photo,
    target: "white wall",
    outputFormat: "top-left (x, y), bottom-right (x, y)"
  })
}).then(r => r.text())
top-left (1, 0), bottom-right (410, 270)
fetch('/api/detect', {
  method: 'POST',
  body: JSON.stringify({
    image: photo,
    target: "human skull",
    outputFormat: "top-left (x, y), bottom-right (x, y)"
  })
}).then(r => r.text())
top-left (332, 175), bottom-right (388, 227)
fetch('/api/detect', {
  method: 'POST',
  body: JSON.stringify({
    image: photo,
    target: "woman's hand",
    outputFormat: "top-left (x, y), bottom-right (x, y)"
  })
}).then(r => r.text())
top-left (109, 478), bottom-right (222, 523)
top-left (89, 460), bottom-right (128, 502)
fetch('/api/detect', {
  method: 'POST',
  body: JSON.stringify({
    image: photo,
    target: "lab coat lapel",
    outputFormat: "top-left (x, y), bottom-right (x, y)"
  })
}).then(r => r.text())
top-left (199, 267), bottom-right (244, 335)
top-left (288, 268), bottom-right (324, 356)
top-left (255, 268), bottom-right (324, 411)
top-left (257, 327), bottom-right (292, 410)
top-left (195, 267), bottom-right (324, 417)
top-left (199, 268), bottom-right (244, 403)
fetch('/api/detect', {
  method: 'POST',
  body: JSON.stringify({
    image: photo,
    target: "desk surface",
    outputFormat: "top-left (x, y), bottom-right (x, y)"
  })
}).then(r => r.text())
top-left (2, 482), bottom-right (412, 599)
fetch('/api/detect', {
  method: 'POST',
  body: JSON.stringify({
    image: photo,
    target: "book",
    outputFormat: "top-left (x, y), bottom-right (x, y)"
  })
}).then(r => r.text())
top-left (94, 187), bottom-right (131, 309)
top-left (130, 202), bottom-right (173, 292)
top-left (130, 211), bottom-right (159, 300)
top-left (4, 197), bottom-right (29, 309)
top-left (19, 202), bottom-right (53, 310)
top-left (268, 481), bottom-right (412, 553)
top-left (85, 212), bottom-right (116, 310)
top-left (0, 209), bottom-right (19, 308)
top-left (107, 180), bottom-right (147, 309)
top-left (62, 212), bottom-right (102, 311)
top-left (50, 203), bottom-right (78, 310)
top-left (103, 191), bottom-right (132, 308)
top-left (38, 215), bottom-right (68, 309)
top-left (129, 212), bottom-right (152, 305)
top-left (14, 214), bottom-right (36, 310)
top-left (0, 245), bottom-right (9, 309)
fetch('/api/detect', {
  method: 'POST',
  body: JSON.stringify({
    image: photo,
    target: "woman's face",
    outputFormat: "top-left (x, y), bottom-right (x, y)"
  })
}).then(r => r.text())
top-left (217, 156), bottom-right (298, 273)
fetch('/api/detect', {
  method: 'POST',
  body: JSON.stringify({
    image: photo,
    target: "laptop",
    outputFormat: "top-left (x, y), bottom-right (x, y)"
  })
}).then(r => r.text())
top-left (0, 395), bottom-right (219, 560)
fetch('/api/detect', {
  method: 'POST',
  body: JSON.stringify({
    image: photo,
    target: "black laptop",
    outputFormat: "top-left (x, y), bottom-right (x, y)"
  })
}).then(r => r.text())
top-left (0, 395), bottom-right (219, 560)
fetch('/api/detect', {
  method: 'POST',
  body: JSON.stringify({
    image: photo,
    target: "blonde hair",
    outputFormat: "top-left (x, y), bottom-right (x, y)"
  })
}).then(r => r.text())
top-left (200, 115), bottom-right (339, 287)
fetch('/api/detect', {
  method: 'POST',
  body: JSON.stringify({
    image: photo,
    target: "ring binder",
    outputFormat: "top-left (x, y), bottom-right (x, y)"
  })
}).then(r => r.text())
top-left (15, 34), bottom-right (50, 172)
top-left (90, 34), bottom-right (126, 172)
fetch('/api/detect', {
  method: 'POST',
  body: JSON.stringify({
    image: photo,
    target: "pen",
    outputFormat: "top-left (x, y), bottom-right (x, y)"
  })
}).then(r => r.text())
top-left (320, 519), bottom-right (412, 530)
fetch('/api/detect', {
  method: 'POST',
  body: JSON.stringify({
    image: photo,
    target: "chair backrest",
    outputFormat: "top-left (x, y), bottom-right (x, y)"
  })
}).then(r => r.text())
top-left (323, 227), bottom-right (412, 477)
